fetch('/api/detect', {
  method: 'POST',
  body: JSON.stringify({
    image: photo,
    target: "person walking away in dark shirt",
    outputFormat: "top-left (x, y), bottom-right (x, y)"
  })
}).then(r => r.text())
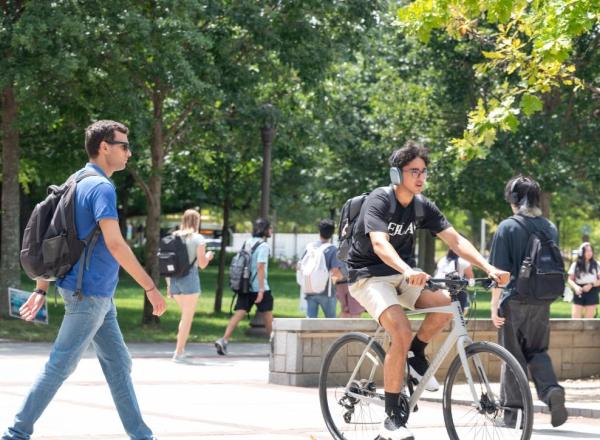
top-left (489, 175), bottom-right (568, 428)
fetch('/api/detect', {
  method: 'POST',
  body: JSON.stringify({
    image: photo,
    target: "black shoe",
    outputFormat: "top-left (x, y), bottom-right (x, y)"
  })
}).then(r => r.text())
top-left (547, 387), bottom-right (568, 427)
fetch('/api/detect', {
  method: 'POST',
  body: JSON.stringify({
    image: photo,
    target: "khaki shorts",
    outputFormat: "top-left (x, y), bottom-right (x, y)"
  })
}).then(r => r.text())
top-left (349, 274), bottom-right (423, 322)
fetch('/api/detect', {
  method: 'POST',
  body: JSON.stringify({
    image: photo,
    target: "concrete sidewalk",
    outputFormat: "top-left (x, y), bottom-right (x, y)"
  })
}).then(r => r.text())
top-left (1, 341), bottom-right (599, 439)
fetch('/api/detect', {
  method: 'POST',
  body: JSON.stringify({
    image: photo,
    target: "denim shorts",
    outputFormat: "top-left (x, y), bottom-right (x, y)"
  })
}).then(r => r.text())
top-left (169, 269), bottom-right (201, 294)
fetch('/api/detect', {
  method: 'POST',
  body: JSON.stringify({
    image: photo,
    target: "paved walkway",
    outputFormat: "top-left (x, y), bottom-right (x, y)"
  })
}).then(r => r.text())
top-left (1, 341), bottom-right (599, 439)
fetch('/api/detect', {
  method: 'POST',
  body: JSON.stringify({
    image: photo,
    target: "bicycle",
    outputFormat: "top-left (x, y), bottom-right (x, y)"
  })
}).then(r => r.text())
top-left (319, 276), bottom-right (533, 440)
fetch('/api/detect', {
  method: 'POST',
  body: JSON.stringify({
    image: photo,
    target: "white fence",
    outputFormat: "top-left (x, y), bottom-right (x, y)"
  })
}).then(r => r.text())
top-left (229, 233), bottom-right (331, 260)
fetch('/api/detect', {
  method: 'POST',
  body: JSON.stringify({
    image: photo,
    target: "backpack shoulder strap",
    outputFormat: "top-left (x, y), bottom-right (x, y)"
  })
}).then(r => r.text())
top-left (383, 185), bottom-right (398, 219)
top-left (413, 194), bottom-right (425, 226)
top-left (75, 168), bottom-right (103, 183)
top-left (250, 240), bottom-right (263, 255)
top-left (510, 215), bottom-right (534, 236)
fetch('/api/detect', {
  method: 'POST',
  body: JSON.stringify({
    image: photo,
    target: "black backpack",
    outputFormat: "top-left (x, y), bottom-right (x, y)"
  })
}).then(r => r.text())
top-left (158, 234), bottom-right (197, 277)
top-left (337, 185), bottom-right (425, 262)
top-left (229, 239), bottom-right (263, 294)
top-left (512, 215), bottom-right (566, 302)
top-left (20, 169), bottom-right (103, 296)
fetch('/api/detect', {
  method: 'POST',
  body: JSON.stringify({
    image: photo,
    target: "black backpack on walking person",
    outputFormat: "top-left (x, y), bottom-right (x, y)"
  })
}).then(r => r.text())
top-left (158, 234), bottom-right (197, 278)
top-left (20, 169), bottom-right (103, 294)
top-left (512, 215), bottom-right (566, 303)
top-left (337, 185), bottom-right (425, 262)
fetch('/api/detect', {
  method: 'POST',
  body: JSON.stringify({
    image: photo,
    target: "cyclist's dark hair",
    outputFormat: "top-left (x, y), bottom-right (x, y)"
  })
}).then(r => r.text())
top-left (504, 175), bottom-right (541, 209)
top-left (318, 219), bottom-right (335, 240)
top-left (85, 120), bottom-right (128, 159)
top-left (575, 242), bottom-right (598, 278)
top-left (389, 140), bottom-right (430, 169)
top-left (252, 217), bottom-right (271, 238)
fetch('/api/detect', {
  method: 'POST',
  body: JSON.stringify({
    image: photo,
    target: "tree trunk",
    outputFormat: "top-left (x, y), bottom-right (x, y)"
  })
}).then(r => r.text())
top-left (0, 85), bottom-right (21, 318)
top-left (142, 92), bottom-right (164, 325)
top-left (540, 191), bottom-right (551, 219)
top-left (214, 186), bottom-right (231, 313)
top-left (260, 126), bottom-right (274, 218)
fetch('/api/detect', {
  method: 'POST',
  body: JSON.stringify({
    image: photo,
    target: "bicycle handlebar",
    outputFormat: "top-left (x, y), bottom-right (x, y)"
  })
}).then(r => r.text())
top-left (426, 277), bottom-right (497, 292)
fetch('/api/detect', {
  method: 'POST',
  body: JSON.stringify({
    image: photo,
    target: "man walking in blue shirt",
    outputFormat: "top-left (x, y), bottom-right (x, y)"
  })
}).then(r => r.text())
top-left (3, 120), bottom-right (167, 440)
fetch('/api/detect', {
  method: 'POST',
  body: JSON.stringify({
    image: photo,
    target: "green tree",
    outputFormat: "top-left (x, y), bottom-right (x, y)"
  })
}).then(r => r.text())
top-left (398, 0), bottom-right (599, 159)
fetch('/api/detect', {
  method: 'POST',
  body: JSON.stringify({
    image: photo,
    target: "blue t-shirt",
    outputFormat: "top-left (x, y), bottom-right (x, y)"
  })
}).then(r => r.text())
top-left (57, 163), bottom-right (120, 297)
top-left (247, 237), bottom-right (270, 292)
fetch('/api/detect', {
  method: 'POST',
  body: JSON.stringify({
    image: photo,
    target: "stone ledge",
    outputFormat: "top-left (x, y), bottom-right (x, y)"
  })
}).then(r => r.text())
top-left (270, 318), bottom-right (600, 387)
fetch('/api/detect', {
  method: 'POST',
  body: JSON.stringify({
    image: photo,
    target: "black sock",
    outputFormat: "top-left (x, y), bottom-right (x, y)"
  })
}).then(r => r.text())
top-left (410, 335), bottom-right (427, 357)
top-left (385, 392), bottom-right (401, 417)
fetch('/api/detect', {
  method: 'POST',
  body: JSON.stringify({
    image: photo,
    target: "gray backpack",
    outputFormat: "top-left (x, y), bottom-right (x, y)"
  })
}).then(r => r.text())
top-left (20, 169), bottom-right (103, 296)
top-left (229, 240), bottom-right (263, 294)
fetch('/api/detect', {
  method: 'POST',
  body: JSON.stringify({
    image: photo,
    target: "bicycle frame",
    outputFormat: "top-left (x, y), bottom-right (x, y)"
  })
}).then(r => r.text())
top-left (343, 299), bottom-right (497, 413)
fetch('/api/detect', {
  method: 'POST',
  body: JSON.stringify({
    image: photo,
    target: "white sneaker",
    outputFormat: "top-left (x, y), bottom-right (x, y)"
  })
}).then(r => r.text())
top-left (215, 338), bottom-right (228, 355)
top-left (378, 415), bottom-right (414, 440)
top-left (408, 365), bottom-right (440, 392)
top-left (407, 351), bottom-right (440, 392)
top-left (171, 352), bottom-right (188, 363)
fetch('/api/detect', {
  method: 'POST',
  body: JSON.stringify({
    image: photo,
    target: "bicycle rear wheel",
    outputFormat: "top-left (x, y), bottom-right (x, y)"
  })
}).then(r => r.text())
top-left (319, 332), bottom-right (386, 440)
top-left (443, 341), bottom-right (533, 440)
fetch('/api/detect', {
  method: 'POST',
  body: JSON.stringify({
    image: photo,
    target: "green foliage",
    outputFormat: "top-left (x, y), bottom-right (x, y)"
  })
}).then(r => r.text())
top-left (398, 0), bottom-right (599, 160)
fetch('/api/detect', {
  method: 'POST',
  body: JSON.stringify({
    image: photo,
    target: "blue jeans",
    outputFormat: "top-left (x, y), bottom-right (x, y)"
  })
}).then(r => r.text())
top-left (306, 293), bottom-right (337, 318)
top-left (2, 289), bottom-right (154, 440)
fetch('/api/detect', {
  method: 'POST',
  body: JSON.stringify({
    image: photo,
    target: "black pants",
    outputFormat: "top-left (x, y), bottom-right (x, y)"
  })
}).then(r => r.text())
top-left (498, 300), bottom-right (561, 405)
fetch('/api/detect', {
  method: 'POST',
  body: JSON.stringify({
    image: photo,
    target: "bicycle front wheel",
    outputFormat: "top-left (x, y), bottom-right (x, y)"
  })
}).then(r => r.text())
top-left (319, 332), bottom-right (386, 440)
top-left (443, 341), bottom-right (533, 440)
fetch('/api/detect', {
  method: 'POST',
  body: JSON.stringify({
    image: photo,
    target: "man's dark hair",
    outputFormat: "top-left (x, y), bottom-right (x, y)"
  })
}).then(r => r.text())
top-left (85, 120), bottom-right (128, 158)
top-left (252, 217), bottom-right (271, 238)
top-left (318, 219), bottom-right (335, 240)
top-left (504, 175), bottom-right (541, 209)
top-left (389, 140), bottom-right (430, 169)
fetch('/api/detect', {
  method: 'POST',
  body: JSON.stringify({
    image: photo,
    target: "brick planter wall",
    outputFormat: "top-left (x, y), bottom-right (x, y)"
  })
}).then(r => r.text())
top-left (268, 318), bottom-right (600, 387)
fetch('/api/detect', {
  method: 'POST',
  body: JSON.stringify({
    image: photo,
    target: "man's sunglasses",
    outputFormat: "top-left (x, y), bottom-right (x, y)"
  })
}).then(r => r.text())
top-left (105, 140), bottom-right (131, 152)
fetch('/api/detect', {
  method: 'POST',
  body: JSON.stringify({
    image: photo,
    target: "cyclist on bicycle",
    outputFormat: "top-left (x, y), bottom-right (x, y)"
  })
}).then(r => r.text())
top-left (347, 141), bottom-right (509, 440)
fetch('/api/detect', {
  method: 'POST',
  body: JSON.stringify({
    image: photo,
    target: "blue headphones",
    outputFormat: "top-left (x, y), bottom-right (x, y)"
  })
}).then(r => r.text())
top-left (390, 167), bottom-right (402, 185)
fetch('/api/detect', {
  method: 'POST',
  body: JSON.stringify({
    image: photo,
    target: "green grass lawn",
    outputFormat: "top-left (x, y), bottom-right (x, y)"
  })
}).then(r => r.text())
top-left (0, 268), bottom-right (574, 343)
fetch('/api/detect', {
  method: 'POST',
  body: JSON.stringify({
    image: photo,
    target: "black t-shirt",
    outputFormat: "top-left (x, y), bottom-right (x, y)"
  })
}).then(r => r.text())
top-left (489, 215), bottom-right (558, 295)
top-left (347, 188), bottom-right (451, 282)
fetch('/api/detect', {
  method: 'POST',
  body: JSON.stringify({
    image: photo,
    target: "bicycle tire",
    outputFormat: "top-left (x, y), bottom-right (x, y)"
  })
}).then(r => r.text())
top-left (319, 332), bottom-right (387, 440)
top-left (443, 341), bottom-right (533, 440)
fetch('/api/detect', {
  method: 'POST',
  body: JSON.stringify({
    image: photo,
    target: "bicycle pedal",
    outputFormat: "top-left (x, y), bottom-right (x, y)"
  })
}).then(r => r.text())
top-left (413, 404), bottom-right (419, 412)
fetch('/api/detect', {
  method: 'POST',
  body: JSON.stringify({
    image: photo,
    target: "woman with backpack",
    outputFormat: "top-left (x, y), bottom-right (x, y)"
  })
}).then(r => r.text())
top-left (167, 209), bottom-right (214, 361)
top-left (567, 242), bottom-right (600, 319)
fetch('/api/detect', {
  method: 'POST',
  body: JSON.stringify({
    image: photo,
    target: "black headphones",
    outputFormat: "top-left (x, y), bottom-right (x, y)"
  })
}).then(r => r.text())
top-left (507, 177), bottom-right (531, 205)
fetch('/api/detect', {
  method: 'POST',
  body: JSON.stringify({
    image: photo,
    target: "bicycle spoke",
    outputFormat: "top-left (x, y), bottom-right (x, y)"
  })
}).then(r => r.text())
top-left (319, 333), bottom-right (386, 440)
top-left (443, 342), bottom-right (533, 440)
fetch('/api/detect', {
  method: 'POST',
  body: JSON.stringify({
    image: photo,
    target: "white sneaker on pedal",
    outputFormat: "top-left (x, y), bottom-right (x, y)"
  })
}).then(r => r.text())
top-left (408, 351), bottom-right (440, 392)
top-left (378, 415), bottom-right (414, 440)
